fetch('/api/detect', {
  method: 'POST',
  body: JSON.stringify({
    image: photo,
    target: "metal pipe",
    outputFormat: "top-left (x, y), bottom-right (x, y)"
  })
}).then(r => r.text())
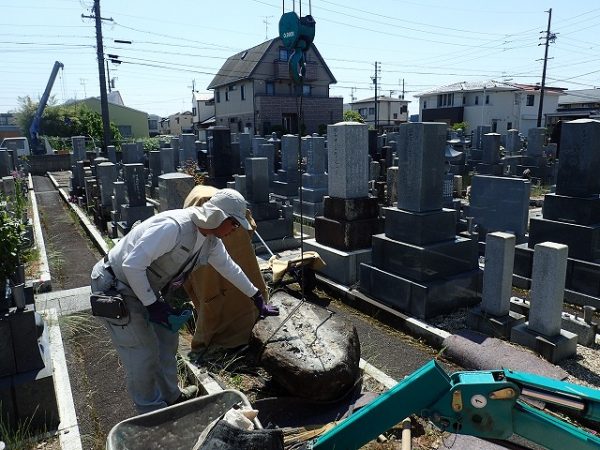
top-left (401, 418), bottom-right (412, 450)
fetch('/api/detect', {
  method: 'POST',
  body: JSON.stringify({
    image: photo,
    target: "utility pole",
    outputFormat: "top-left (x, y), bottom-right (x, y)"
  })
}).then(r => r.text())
top-left (82, 0), bottom-right (113, 151)
top-left (401, 78), bottom-right (405, 99)
top-left (537, 8), bottom-right (555, 128)
top-left (372, 62), bottom-right (380, 130)
top-left (263, 16), bottom-right (273, 40)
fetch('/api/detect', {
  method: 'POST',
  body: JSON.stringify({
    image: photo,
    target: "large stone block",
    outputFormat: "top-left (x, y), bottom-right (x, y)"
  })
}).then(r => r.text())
top-left (323, 196), bottom-right (379, 222)
top-left (315, 216), bottom-right (382, 251)
top-left (327, 122), bottom-right (369, 199)
top-left (510, 323), bottom-right (577, 364)
top-left (123, 163), bottom-right (146, 207)
top-left (249, 200), bottom-right (280, 221)
top-left (396, 122), bottom-right (447, 213)
top-left (245, 157), bottom-right (270, 203)
top-left (371, 234), bottom-right (478, 282)
top-left (481, 232), bottom-right (516, 316)
top-left (8, 307), bottom-right (44, 373)
top-left (292, 200), bottom-right (323, 218)
top-left (120, 204), bottom-right (154, 225)
top-left (528, 217), bottom-right (600, 262)
top-left (304, 239), bottom-right (371, 285)
top-left (158, 173), bottom-right (195, 212)
top-left (0, 319), bottom-right (15, 377)
top-left (299, 186), bottom-right (328, 203)
top-left (254, 217), bottom-right (293, 241)
top-left (555, 119), bottom-right (600, 197)
top-left (383, 207), bottom-right (456, 245)
top-left (542, 193), bottom-right (600, 225)
top-left (359, 264), bottom-right (481, 319)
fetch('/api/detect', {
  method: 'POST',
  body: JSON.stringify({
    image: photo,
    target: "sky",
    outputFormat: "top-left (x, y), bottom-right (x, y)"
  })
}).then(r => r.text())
top-left (2, 1), bottom-right (600, 118)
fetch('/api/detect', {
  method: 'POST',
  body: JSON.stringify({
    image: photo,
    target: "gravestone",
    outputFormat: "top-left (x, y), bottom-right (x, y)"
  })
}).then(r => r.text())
top-left (121, 142), bottom-right (144, 164)
top-left (180, 134), bottom-right (196, 163)
top-left (252, 136), bottom-right (266, 156)
top-left (255, 143), bottom-right (275, 184)
top-left (468, 175), bottom-right (530, 243)
top-left (386, 166), bottom-right (399, 206)
top-left (359, 122), bottom-right (480, 319)
top-left (160, 147), bottom-right (176, 174)
top-left (148, 150), bottom-right (161, 189)
top-left (118, 163), bottom-right (154, 236)
top-left (205, 126), bottom-right (235, 188)
top-left (107, 180), bottom-right (126, 238)
top-left (467, 232), bottom-right (525, 337)
top-left (238, 133), bottom-right (251, 169)
top-left (245, 158), bottom-right (296, 253)
top-left (170, 137), bottom-right (180, 168)
top-left (293, 135), bottom-right (328, 218)
top-left (273, 134), bottom-right (300, 197)
top-left (71, 136), bottom-right (86, 163)
top-left (0, 150), bottom-right (11, 177)
top-left (527, 127), bottom-right (546, 158)
top-left (511, 242), bottom-right (577, 363)
top-left (106, 145), bottom-right (117, 164)
top-left (0, 305), bottom-right (59, 433)
top-left (96, 162), bottom-right (117, 208)
top-left (505, 129), bottom-right (521, 155)
top-left (476, 133), bottom-right (503, 176)
top-left (304, 122), bottom-right (380, 285)
top-left (158, 173), bottom-right (195, 212)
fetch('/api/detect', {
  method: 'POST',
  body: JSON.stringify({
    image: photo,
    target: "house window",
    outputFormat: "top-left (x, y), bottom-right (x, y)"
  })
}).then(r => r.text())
top-left (475, 96), bottom-right (479, 105)
top-left (507, 122), bottom-right (513, 130)
top-left (192, 107), bottom-right (196, 116)
top-left (117, 125), bottom-right (132, 137)
top-left (526, 94), bottom-right (535, 106)
top-left (423, 101), bottom-right (427, 109)
top-left (225, 90), bottom-right (229, 101)
top-left (393, 113), bottom-right (398, 119)
top-left (303, 84), bottom-right (311, 96)
top-left (358, 108), bottom-right (368, 117)
top-left (279, 48), bottom-right (289, 61)
top-left (266, 81), bottom-right (274, 95)
top-left (241, 85), bottom-right (246, 100)
top-left (216, 90), bottom-right (220, 103)
top-left (485, 95), bottom-right (490, 105)
top-left (462, 96), bottom-right (466, 105)
top-left (368, 107), bottom-right (375, 115)
top-left (437, 93), bottom-right (454, 107)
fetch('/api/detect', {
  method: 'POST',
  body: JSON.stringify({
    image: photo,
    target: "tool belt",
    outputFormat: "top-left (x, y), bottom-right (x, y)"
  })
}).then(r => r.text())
top-left (90, 255), bottom-right (129, 323)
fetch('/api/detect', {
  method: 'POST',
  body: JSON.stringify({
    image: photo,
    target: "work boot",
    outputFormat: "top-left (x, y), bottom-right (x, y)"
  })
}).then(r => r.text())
top-left (172, 385), bottom-right (199, 405)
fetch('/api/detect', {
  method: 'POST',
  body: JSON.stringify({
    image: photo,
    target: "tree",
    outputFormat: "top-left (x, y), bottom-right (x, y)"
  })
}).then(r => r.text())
top-left (343, 110), bottom-right (365, 123)
top-left (15, 96), bottom-right (122, 148)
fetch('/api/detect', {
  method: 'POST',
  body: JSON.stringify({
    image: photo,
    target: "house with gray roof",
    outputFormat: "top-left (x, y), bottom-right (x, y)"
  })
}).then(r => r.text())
top-left (415, 80), bottom-right (564, 136)
top-left (207, 38), bottom-right (343, 135)
top-left (545, 88), bottom-right (600, 127)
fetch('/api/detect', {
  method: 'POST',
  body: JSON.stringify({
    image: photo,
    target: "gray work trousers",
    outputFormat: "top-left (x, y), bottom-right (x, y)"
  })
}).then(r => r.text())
top-left (90, 259), bottom-right (180, 414)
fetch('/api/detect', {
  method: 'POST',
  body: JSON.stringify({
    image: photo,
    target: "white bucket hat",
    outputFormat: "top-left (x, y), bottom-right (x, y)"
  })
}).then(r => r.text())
top-left (189, 188), bottom-right (251, 230)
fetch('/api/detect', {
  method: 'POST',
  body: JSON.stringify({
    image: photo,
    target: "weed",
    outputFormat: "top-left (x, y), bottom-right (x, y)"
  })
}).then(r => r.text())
top-left (0, 404), bottom-right (38, 450)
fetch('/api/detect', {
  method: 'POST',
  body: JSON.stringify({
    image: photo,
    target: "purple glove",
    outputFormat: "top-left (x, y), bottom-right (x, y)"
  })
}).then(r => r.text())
top-left (252, 291), bottom-right (279, 319)
top-left (146, 300), bottom-right (177, 328)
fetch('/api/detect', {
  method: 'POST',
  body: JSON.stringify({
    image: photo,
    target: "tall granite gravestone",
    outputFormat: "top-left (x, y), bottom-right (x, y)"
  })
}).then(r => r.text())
top-left (514, 119), bottom-right (600, 304)
top-left (244, 157), bottom-right (296, 253)
top-left (467, 232), bottom-right (525, 337)
top-left (181, 134), bottom-right (196, 164)
top-left (511, 242), bottom-right (577, 363)
top-left (256, 143), bottom-right (275, 184)
top-left (170, 137), bottom-right (180, 169)
top-left (146, 150), bottom-right (161, 197)
top-left (0, 305), bottom-right (59, 433)
top-left (272, 134), bottom-right (300, 197)
top-left (476, 132), bottom-right (503, 175)
top-left (359, 122), bottom-right (480, 319)
top-left (293, 135), bottom-right (328, 218)
top-left (71, 136), bottom-right (86, 163)
top-left (117, 163), bottom-right (154, 236)
top-left (252, 136), bottom-right (266, 156)
top-left (303, 122), bottom-right (380, 285)
top-left (160, 147), bottom-right (176, 174)
top-left (505, 129), bottom-right (521, 155)
top-left (468, 175), bottom-right (531, 244)
top-left (0, 149), bottom-right (11, 177)
top-left (205, 126), bottom-right (236, 188)
top-left (121, 142), bottom-right (144, 164)
top-left (106, 145), bottom-right (117, 164)
top-left (107, 180), bottom-right (126, 238)
top-left (96, 162), bottom-right (117, 209)
top-left (158, 173), bottom-right (195, 212)
top-left (237, 133), bottom-right (251, 169)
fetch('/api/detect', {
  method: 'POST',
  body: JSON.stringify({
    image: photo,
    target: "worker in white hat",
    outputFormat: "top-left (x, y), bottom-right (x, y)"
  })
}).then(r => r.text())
top-left (90, 188), bottom-right (278, 413)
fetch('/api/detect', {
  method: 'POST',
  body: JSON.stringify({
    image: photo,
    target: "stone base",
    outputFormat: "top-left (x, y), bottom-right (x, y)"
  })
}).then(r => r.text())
top-left (510, 323), bottom-right (577, 364)
top-left (0, 306), bottom-right (45, 376)
top-left (293, 199), bottom-right (323, 218)
top-left (254, 217), bottom-right (294, 241)
top-left (272, 181), bottom-right (299, 197)
top-left (359, 264), bottom-right (481, 319)
top-left (117, 221), bottom-right (132, 237)
top-left (303, 239), bottom-right (371, 285)
top-left (543, 193), bottom-right (600, 225)
top-left (249, 201), bottom-right (280, 221)
top-left (383, 207), bottom-right (457, 245)
top-left (120, 204), bottom-right (154, 225)
top-left (314, 216), bottom-right (382, 251)
top-left (252, 235), bottom-right (301, 256)
top-left (476, 163), bottom-right (504, 176)
top-left (467, 306), bottom-right (526, 339)
top-left (528, 217), bottom-right (600, 261)
top-left (323, 196), bottom-right (379, 221)
top-left (203, 175), bottom-right (232, 188)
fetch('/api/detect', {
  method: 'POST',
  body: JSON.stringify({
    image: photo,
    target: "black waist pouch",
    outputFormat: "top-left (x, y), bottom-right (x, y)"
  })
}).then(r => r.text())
top-left (90, 290), bottom-right (129, 321)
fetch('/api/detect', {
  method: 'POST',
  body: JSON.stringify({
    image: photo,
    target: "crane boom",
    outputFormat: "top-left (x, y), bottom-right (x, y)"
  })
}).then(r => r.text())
top-left (29, 61), bottom-right (64, 154)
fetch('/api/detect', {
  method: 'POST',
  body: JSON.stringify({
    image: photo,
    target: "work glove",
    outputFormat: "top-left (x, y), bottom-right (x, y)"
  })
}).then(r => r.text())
top-left (252, 291), bottom-right (280, 319)
top-left (146, 299), bottom-right (192, 332)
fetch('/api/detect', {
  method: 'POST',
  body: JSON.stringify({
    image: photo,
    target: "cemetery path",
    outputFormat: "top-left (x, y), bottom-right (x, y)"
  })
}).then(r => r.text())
top-left (32, 175), bottom-right (101, 290)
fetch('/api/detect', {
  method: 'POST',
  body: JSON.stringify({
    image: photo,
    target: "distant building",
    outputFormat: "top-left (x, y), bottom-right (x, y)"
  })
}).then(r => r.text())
top-left (207, 37), bottom-right (343, 135)
top-left (148, 114), bottom-right (161, 137)
top-left (546, 88), bottom-right (600, 126)
top-left (350, 95), bottom-right (409, 130)
top-left (165, 111), bottom-right (194, 135)
top-left (0, 113), bottom-right (20, 140)
top-left (192, 92), bottom-right (215, 130)
top-left (416, 80), bottom-right (564, 136)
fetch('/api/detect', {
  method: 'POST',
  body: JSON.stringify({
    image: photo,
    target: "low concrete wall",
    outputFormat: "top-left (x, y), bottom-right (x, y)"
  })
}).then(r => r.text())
top-left (27, 154), bottom-right (71, 175)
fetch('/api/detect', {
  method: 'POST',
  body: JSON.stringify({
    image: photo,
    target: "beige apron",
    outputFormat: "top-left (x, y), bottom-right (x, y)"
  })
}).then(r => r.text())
top-left (183, 185), bottom-right (268, 351)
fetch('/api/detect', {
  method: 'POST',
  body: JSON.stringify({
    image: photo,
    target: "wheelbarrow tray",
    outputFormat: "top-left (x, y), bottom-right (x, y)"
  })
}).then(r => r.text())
top-left (106, 390), bottom-right (252, 450)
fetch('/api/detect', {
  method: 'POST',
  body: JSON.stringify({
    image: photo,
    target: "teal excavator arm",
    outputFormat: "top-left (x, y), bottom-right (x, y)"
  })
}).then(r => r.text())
top-left (308, 360), bottom-right (600, 450)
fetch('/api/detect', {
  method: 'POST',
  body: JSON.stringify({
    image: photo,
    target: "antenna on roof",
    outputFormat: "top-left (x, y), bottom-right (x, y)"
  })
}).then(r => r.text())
top-left (263, 15), bottom-right (273, 40)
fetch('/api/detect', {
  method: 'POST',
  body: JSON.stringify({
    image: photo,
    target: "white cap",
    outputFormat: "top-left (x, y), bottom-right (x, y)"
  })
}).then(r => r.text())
top-left (189, 188), bottom-right (251, 230)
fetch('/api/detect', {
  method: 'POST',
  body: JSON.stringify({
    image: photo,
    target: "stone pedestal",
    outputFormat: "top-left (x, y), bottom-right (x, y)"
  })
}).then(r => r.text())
top-left (158, 173), bottom-right (195, 212)
top-left (0, 306), bottom-right (59, 432)
top-left (359, 122), bottom-right (480, 319)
